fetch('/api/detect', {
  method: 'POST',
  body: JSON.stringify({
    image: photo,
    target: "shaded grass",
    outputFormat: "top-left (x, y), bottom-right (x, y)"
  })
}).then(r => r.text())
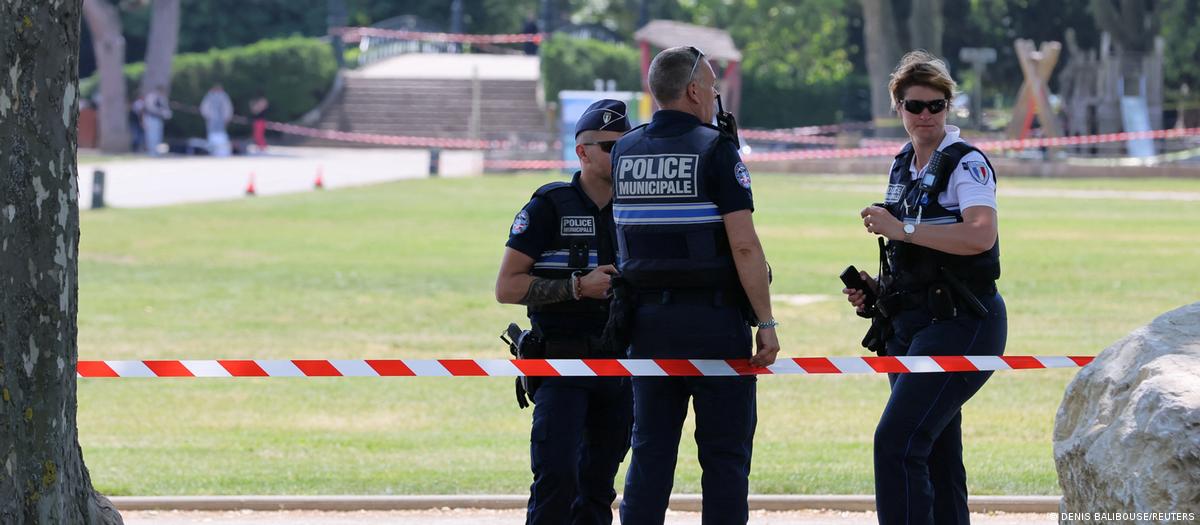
top-left (77, 173), bottom-right (1200, 495)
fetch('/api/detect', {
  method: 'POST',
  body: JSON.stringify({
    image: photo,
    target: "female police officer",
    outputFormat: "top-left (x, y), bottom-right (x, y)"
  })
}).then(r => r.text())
top-left (844, 51), bottom-right (1007, 525)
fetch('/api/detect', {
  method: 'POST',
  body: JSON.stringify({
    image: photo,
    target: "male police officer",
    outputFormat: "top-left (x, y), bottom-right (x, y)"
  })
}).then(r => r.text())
top-left (495, 99), bottom-right (634, 525)
top-left (612, 47), bottom-right (780, 524)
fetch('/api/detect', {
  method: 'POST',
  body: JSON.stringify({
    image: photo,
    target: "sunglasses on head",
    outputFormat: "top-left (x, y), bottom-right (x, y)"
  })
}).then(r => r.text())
top-left (580, 140), bottom-right (618, 153)
top-left (687, 46), bottom-right (705, 80)
top-left (901, 98), bottom-right (949, 115)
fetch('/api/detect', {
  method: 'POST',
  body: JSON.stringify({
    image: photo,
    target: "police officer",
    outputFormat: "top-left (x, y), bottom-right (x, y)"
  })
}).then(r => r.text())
top-left (495, 99), bottom-right (633, 525)
top-left (844, 51), bottom-right (1007, 525)
top-left (612, 47), bottom-right (780, 525)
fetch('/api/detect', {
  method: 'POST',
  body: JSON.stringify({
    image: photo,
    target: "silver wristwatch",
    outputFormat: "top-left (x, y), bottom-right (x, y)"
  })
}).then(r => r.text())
top-left (903, 223), bottom-right (916, 243)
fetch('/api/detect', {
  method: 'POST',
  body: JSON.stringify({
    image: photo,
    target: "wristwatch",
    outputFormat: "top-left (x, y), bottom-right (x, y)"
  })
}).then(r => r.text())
top-left (757, 319), bottom-right (779, 330)
top-left (903, 223), bottom-right (916, 243)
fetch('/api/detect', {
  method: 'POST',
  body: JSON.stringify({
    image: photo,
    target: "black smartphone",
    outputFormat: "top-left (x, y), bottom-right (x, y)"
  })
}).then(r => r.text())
top-left (840, 265), bottom-right (877, 314)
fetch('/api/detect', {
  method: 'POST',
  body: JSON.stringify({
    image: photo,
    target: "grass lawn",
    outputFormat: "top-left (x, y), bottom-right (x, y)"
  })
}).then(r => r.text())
top-left (77, 172), bottom-right (1200, 496)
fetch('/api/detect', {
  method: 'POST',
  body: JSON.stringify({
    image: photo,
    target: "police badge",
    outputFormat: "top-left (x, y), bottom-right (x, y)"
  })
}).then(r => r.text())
top-left (511, 210), bottom-right (530, 235)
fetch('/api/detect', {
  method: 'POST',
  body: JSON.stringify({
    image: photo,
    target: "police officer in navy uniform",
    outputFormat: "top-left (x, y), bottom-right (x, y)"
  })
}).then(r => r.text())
top-left (611, 46), bottom-right (780, 525)
top-left (845, 51), bottom-right (1007, 525)
top-left (495, 99), bottom-right (633, 525)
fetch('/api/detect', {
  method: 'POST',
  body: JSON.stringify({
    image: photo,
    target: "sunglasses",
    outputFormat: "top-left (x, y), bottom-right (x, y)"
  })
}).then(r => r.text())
top-left (580, 140), bottom-right (618, 153)
top-left (687, 46), bottom-right (705, 80)
top-left (901, 98), bottom-right (949, 115)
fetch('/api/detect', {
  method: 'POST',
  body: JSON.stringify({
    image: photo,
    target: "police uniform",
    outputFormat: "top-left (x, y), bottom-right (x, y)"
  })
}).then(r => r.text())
top-left (611, 109), bottom-right (757, 524)
top-left (505, 100), bottom-right (633, 525)
top-left (874, 125), bottom-right (1007, 525)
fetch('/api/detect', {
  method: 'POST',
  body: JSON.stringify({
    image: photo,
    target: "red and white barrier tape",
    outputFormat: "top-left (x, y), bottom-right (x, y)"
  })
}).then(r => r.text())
top-left (749, 127), bottom-right (1200, 162)
top-left (76, 355), bottom-right (1093, 378)
top-left (333, 27), bottom-right (541, 45)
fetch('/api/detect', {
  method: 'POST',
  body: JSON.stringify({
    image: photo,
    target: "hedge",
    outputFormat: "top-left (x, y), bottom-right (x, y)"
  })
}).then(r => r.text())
top-left (539, 34), bottom-right (871, 128)
top-left (82, 37), bottom-right (338, 138)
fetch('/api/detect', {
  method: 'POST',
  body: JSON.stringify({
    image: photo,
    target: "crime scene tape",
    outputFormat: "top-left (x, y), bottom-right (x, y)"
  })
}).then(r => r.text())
top-left (76, 355), bottom-right (1093, 378)
top-left (333, 27), bottom-right (542, 45)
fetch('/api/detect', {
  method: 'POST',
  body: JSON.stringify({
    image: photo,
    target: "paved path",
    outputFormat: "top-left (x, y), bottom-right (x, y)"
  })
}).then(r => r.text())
top-left (77, 147), bottom-right (437, 209)
top-left (354, 53), bottom-right (540, 80)
top-left (122, 509), bottom-right (1057, 524)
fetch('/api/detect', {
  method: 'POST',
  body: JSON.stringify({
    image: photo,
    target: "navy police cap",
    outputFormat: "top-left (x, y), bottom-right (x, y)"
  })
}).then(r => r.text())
top-left (575, 99), bottom-right (630, 137)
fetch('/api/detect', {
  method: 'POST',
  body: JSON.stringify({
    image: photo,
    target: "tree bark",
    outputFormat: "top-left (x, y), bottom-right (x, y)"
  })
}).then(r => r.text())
top-left (0, 1), bottom-right (124, 523)
top-left (140, 0), bottom-right (180, 98)
top-left (861, 0), bottom-right (903, 124)
top-left (907, 0), bottom-right (943, 57)
top-left (82, 0), bottom-right (130, 153)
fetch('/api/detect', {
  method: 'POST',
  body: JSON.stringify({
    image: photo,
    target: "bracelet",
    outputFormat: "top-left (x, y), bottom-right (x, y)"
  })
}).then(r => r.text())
top-left (570, 272), bottom-right (583, 300)
top-left (757, 318), bottom-right (779, 330)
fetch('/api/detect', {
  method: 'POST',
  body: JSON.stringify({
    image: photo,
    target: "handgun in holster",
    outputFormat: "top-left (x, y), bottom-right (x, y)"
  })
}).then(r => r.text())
top-left (600, 276), bottom-right (635, 356)
top-left (500, 322), bottom-right (543, 409)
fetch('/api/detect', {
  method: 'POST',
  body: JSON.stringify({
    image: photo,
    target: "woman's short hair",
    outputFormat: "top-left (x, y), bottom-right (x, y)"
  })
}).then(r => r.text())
top-left (889, 50), bottom-right (957, 107)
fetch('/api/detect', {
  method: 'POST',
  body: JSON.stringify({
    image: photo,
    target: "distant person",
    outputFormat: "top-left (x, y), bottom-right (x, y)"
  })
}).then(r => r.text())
top-left (200, 83), bottom-right (234, 157)
top-left (249, 91), bottom-right (270, 152)
top-left (845, 50), bottom-right (1007, 525)
top-left (129, 92), bottom-right (145, 152)
top-left (141, 85), bottom-right (172, 156)
top-left (522, 16), bottom-right (539, 55)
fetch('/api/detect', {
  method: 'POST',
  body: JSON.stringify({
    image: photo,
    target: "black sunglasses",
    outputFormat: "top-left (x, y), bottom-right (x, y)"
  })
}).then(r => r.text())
top-left (901, 98), bottom-right (949, 115)
top-left (580, 140), bottom-right (618, 153)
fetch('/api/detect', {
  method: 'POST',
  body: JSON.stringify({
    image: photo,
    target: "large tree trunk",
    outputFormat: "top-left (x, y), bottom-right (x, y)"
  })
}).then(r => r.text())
top-left (861, 0), bottom-right (903, 125)
top-left (140, 0), bottom-right (180, 98)
top-left (82, 0), bottom-right (130, 153)
top-left (0, 1), bottom-right (124, 523)
top-left (907, 0), bottom-right (943, 57)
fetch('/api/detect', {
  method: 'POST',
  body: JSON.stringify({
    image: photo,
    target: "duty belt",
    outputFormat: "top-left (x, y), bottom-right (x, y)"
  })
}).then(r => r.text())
top-left (544, 336), bottom-right (608, 358)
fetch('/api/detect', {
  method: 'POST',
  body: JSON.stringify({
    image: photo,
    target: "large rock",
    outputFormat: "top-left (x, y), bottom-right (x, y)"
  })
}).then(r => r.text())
top-left (1054, 302), bottom-right (1200, 523)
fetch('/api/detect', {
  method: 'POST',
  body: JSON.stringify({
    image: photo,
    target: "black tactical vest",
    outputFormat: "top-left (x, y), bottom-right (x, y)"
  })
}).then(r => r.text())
top-left (609, 122), bottom-right (738, 290)
top-left (883, 142), bottom-right (1001, 291)
top-left (526, 181), bottom-right (611, 320)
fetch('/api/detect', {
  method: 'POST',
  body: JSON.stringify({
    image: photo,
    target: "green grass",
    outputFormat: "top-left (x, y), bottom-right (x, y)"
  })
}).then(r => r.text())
top-left (76, 173), bottom-right (1200, 496)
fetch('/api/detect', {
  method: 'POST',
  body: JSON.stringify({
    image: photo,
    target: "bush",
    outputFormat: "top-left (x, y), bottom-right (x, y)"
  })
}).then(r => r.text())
top-left (540, 34), bottom-right (641, 104)
top-left (82, 37), bottom-right (338, 138)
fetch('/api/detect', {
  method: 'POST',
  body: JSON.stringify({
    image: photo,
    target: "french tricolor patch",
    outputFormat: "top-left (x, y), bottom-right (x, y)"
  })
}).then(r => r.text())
top-left (963, 161), bottom-right (991, 184)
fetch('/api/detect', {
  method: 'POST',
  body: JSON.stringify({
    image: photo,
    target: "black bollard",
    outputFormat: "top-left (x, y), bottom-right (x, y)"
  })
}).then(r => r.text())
top-left (91, 169), bottom-right (105, 209)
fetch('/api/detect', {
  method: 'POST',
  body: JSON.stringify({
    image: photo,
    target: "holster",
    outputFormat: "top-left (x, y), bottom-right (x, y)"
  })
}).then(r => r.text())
top-left (501, 322), bottom-right (544, 409)
top-left (600, 276), bottom-right (636, 356)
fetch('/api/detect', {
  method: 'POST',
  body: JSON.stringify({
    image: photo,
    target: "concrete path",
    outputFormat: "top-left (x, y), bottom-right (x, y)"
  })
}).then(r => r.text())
top-left (354, 53), bottom-right (540, 80)
top-left (76, 147), bottom-right (435, 209)
top-left (122, 509), bottom-right (1058, 524)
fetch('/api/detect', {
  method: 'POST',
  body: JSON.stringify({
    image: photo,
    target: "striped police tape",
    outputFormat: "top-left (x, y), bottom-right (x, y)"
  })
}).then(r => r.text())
top-left (76, 355), bottom-right (1094, 378)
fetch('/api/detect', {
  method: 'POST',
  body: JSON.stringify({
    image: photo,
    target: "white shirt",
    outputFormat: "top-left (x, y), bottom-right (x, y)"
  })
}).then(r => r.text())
top-left (896, 125), bottom-right (997, 213)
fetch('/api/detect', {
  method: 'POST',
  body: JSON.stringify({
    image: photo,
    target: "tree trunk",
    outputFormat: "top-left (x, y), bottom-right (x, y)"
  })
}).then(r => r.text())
top-left (140, 0), bottom-right (180, 98)
top-left (861, 0), bottom-right (903, 124)
top-left (0, 1), bottom-right (124, 523)
top-left (907, 0), bottom-right (943, 57)
top-left (82, 0), bottom-right (129, 153)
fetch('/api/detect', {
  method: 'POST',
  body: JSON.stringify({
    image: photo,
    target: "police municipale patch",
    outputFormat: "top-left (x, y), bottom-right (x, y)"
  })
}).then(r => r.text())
top-left (511, 210), bottom-right (530, 235)
top-left (964, 161), bottom-right (991, 184)
top-left (735, 162), bottom-right (752, 189)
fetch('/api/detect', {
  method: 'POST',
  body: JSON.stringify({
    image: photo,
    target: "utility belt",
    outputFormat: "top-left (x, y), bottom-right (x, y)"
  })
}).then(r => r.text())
top-left (877, 277), bottom-right (995, 320)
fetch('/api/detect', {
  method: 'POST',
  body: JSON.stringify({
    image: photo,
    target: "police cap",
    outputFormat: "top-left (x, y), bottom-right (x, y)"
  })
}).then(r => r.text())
top-left (575, 99), bottom-right (631, 137)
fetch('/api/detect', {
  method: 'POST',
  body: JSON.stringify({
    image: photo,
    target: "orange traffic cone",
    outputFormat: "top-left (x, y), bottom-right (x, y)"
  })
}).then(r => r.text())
top-left (245, 172), bottom-right (256, 196)
top-left (314, 165), bottom-right (324, 190)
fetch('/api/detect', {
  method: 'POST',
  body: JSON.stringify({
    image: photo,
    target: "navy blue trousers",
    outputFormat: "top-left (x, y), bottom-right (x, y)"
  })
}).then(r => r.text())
top-left (874, 293), bottom-right (1007, 525)
top-left (527, 376), bottom-right (632, 525)
top-left (620, 301), bottom-right (756, 525)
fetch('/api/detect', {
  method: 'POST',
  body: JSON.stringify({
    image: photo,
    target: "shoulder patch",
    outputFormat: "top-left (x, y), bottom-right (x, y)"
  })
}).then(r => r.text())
top-left (735, 162), bottom-right (752, 189)
top-left (962, 161), bottom-right (992, 185)
top-left (510, 210), bottom-right (530, 235)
